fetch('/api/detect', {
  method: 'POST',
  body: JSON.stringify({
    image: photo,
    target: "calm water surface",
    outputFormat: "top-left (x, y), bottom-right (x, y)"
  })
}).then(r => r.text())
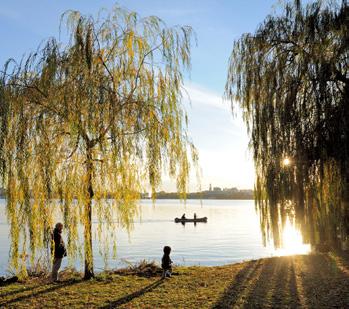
top-left (0, 199), bottom-right (277, 275)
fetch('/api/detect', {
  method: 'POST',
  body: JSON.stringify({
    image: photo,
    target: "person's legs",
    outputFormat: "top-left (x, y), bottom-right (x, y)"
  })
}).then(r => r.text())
top-left (51, 258), bottom-right (62, 282)
top-left (162, 268), bottom-right (172, 278)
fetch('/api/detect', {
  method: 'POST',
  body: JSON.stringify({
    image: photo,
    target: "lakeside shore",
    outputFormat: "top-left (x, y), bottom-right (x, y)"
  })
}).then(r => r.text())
top-left (1, 252), bottom-right (349, 308)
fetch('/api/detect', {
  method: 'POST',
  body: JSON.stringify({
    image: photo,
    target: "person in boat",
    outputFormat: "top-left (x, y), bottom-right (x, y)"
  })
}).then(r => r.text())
top-left (194, 213), bottom-right (197, 220)
top-left (181, 213), bottom-right (186, 220)
top-left (161, 246), bottom-right (173, 278)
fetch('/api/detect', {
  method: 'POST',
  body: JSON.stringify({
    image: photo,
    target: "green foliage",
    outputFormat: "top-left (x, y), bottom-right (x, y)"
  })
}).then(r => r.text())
top-left (226, 0), bottom-right (349, 247)
top-left (0, 5), bottom-right (197, 277)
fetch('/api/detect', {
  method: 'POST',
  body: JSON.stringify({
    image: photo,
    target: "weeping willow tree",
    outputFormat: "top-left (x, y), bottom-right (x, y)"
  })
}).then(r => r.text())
top-left (226, 0), bottom-right (349, 249)
top-left (0, 6), bottom-right (198, 279)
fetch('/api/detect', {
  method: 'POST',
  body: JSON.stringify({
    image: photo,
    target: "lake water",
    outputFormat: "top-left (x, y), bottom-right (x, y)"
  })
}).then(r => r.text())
top-left (0, 199), bottom-right (287, 275)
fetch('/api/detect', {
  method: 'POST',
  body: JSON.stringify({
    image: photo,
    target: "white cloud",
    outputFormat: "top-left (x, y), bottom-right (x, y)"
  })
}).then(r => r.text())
top-left (142, 82), bottom-right (254, 192)
top-left (182, 82), bottom-right (247, 133)
top-left (153, 82), bottom-right (256, 192)
top-left (182, 82), bottom-right (230, 111)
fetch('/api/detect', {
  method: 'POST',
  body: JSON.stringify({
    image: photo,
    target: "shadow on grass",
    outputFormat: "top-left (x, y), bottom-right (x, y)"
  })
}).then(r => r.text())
top-left (0, 279), bottom-right (82, 307)
top-left (328, 250), bottom-right (349, 276)
top-left (212, 257), bottom-right (303, 308)
top-left (211, 259), bottom-right (262, 309)
top-left (244, 257), bottom-right (301, 308)
top-left (99, 279), bottom-right (164, 308)
top-left (299, 253), bottom-right (349, 307)
top-left (0, 285), bottom-right (40, 298)
top-left (0, 276), bottom-right (18, 287)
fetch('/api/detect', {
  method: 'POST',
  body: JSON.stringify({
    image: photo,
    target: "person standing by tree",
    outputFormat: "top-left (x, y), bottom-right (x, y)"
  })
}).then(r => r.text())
top-left (51, 223), bottom-right (66, 282)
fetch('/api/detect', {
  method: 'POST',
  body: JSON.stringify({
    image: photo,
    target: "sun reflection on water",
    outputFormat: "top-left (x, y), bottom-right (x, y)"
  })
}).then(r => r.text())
top-left (275, 219), bottom-right (311, 256)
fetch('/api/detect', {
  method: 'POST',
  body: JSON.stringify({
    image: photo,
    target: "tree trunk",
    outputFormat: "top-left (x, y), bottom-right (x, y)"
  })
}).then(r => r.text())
top-left (341, 81), bottom-right (349, 250)
top-left (84, 149), bottom-right (94, 279)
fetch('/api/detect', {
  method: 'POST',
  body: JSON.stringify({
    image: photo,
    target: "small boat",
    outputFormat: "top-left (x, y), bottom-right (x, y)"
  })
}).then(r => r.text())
top-left (174, 217), bottom-right (208, 223)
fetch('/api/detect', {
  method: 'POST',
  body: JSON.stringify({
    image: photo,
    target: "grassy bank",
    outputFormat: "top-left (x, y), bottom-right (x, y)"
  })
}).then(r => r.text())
top-left (1, 252), bottom-right (349, 308)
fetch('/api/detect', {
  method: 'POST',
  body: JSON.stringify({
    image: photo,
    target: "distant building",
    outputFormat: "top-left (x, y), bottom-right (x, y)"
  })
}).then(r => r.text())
top-left (223, 187), bottom-right (238, 193)
top-left (149, 186), bottom-right (254, 200)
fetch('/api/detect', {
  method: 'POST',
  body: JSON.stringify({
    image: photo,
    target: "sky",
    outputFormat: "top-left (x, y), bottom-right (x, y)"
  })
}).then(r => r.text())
top-left (0, 0), bottom-right (280, 191)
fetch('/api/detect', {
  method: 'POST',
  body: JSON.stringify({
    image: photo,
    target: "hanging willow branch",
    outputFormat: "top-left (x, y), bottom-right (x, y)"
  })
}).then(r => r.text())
top-left (226, 0), bottom-right (349, 248)
top-left (0, 5), bottom-right (198, 279)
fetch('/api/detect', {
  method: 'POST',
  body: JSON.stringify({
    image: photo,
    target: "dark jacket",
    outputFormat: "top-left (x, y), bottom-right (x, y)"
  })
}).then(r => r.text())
top-left (52, 228), bottom-right (66, 259)
top-left (161, 254), bottom-right (172, 270)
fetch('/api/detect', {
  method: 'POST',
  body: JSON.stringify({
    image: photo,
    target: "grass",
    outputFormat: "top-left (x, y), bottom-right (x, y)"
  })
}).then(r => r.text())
top-left (1, 252), bottom-right (349, 308)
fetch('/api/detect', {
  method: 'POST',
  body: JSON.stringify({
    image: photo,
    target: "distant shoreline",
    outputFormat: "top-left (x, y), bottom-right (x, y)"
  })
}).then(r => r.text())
top-left (146, 196), bottom-right (254, 200)
top-left (0, 188), bottom-right (254, 200)
top-left (0, 196), bottom-right (254, 201)
top-left (148, 189), bottom-right (254, 200)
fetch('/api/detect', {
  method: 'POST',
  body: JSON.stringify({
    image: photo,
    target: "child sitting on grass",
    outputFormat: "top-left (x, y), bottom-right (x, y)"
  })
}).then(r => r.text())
top-left (161, 246), bottom-right (173, 278)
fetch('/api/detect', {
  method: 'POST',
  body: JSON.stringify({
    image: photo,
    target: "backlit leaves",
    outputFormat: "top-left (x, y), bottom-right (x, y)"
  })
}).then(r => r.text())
top-left (226, 0), bottom-right (349, 248)
top-left (0, 5), bottom-right (197, 276)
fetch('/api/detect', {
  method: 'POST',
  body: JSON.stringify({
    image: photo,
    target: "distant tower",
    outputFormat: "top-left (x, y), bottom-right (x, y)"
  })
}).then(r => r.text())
top-left (209, 184), bottom-right (212, 191)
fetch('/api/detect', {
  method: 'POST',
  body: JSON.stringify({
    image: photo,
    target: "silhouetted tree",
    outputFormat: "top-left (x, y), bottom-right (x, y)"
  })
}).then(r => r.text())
top-left (0, 6), bottom-right (197, 278)
top-left (226, 0), bottom-right (349, 248)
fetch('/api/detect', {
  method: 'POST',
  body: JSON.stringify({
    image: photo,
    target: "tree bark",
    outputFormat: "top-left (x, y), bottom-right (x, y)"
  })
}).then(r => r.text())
top-left (84, 148), bottom-right (94, 279)
top-left (342, 81), bottom-right (349, 250)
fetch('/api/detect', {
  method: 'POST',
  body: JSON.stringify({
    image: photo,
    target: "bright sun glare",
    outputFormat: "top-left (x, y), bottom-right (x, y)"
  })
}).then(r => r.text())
top-left (276, 219), bottom-right (311, 256)
top-left (282, 158), bottom-right (291, 166)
